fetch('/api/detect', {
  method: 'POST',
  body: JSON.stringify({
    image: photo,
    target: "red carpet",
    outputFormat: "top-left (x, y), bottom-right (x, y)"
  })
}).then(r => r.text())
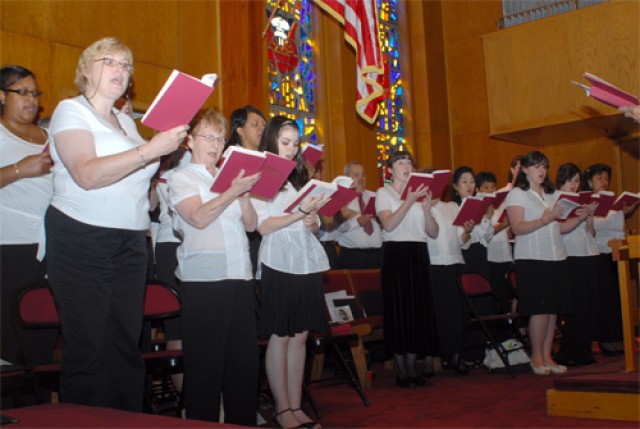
top-left (308, 354), bottom-right (638, 428)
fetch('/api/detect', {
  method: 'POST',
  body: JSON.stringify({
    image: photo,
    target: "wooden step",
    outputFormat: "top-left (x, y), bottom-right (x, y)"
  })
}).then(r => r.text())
top-left (547, 388), bottom-right (639, 422)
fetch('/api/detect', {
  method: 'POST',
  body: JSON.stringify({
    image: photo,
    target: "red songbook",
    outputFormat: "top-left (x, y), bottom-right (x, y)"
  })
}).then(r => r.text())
top-left (553, 192), bottom-right (584, 220)
top-left (210, 146), bottom-right (295, 200)
top-left (611, 191), bottom-right (640, 211)
top-left (284, 176), bottom-right (358, 217)
top-left (400, 170), bottom-right (451, 201)
top-left (491, 189), bottom-right (509, 209)
top-left (42, 143), bottom-right (50, 153)
top-left (452, 195), bottom-right (494, 226)
top-left (572, 72), bottom-right (639, 109)
top-left (301, 144), bottom-right (324, 165)
top-left (142, 70), bottom-right (218, 132)
top-left (362, 196), bottom-right (376, 216)
top-left (593, 191), bottom-right (615, 217)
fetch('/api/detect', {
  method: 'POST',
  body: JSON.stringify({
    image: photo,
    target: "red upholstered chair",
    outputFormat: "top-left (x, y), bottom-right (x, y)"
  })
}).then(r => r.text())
top-left (458, 273), bottom-right (529, 379)
top-left (141, 281), bottom-right (183, 416)
top-left (11, 281), bottom-right (62, 403)
top-left (346, 269), bottom-right (383, 331)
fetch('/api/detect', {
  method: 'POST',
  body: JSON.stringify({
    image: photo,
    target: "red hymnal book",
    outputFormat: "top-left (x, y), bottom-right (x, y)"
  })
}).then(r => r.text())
top-left (491, 189), bottom-right (509, 209)
top-left (142, 70), bottom-right (218, 131)
top-left (211, 146), bottom-right (295, 200)
top-left (593, 191), bottom-right (615, 217)
top-left (453, 196), bottom-right (494, 226)
top-left (301, 144), bottom-right (324, 165)
top-left (284, 176), bottom-right (358, 217)
top-left (553, 192), bottom-right (584, 220)
top-left (611, 191), bottom-right (640, 211)
top-left (572, 72), bottom-right (639, 108)
top-left (400, 170), bottom-right (451, 201)
top-left (362, 196), bottom-right (376, 216)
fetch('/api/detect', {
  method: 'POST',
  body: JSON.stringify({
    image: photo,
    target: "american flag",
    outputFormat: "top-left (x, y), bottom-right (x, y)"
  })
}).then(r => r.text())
top-left (313, 0), bottom-right (384, 124)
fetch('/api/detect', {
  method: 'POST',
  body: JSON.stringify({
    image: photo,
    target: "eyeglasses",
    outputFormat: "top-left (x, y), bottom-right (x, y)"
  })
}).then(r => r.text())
top-left (195, 135), bottom-right (226, 144)
top-left (3, 88), bottom-right (44, 98)
top-left (96, 57), bottom-right (135, 74)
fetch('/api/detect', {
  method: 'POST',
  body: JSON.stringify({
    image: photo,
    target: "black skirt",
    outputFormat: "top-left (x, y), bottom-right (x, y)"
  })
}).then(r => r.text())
top-left (381, 241), bottom-right (436, 358)
top-left (514, 259), bottom-right (571, 316)
top-left (430, 264), bottom-right (466, 355)
top-left (594, 253), bottom-right (623, 342)
top-left (258, 264), bottom-right (329, 338)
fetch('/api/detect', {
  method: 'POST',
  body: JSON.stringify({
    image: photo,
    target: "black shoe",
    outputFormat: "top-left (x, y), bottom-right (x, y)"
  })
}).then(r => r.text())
top-left (410, 375), bottom-right (431, 387)
top-left (396, 376), bottom-right (417, 389)
top-left (455, 361), bottom-right (469, 375)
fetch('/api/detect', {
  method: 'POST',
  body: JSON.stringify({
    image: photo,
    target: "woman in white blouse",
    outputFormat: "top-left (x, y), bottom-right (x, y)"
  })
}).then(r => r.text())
top-left (169, 109), bottom-right (260, 425)
top-left (254, 116), bottom-right (329, 429)
top-left (505, 151), bottom-right (586, 376)
top-left (376, 151), bottom-right (438, 388)
top-left (582, 164), bottom-right (638, 356)
top-left (554, 163), bottom-right (599, 366)
top-left (0, 65), bottom-right (53, 367)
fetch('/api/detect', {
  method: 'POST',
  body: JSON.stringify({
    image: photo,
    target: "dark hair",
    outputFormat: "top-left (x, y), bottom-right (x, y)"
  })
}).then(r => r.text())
top-left (476, 171), bottom-right (497, 189)
top-left (582, 163), bottom-right (612, 192)
top-left (555, 163), bottom-right (581, 189)
top-left (227, 105), bottom-right (265, 149)
top-left (1, 65), bottom-right (36, 114)
top-left (387, 150), bottom-right (413, 169)
top-left (450, 166), bottom-right (475, 205)
top-left (507, 154), bottom-right (524, 183)
top-left (258, 116), bottom-right (308, 191)
top-left (514, 151), bottom-right (555, 193)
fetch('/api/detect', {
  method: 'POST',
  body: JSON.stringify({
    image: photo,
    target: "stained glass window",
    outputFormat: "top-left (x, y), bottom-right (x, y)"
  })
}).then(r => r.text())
top-left (376, 0), bottom-right (407, 184)
top-left (266, 0), bottom-right (316, 145)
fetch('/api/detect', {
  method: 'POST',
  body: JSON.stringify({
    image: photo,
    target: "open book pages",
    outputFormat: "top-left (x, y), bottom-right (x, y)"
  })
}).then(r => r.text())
top-left (284, 176), bottom-right (356, 216)
top-left (553, 192), bottom-right (583, 220)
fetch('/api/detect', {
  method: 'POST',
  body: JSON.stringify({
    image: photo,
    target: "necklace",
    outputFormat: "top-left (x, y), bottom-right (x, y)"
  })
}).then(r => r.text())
top-left (82, 94), bottom-right (128, 137)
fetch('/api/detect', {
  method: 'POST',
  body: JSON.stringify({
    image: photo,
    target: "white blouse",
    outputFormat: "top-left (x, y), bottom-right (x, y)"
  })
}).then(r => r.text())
top-left (50, 96), bottom-right (156, 230)
top-left (504, 188), bottom-right (567, 261)
top-left (337, 190), bottom-right (383, 249)
top-left (426, 201), bottom-right (465, 266)
top-left (487, 206), bottom-right (513, 263)
top-left (254, 181), bottom-right (329, 277)
top-left (593, 210), bottom-right (625, 254)
top-left (0, 125), bottom-right (53, 256)
top-left (169, 163), bottom-right (252, 282)
top-left (562, 221), bottom-right (599, 257)
top-left (375, 185), bottom-right (429, 243)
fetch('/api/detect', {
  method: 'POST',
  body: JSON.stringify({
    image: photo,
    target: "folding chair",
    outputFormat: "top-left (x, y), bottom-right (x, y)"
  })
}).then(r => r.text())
top-left (141, 281), bottom-right (183, 416)
top-left (304, 271), bottom-right (370, 406)
top-left (11, 281), bottom-right (61, 403)
top-left (458, 273), bottom-right (529, 379)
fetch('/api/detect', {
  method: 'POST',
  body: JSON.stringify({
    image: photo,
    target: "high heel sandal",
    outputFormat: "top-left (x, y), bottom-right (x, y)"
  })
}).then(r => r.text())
top-left (274, 408), bottom-right (304, 429)
top-left (291, 408), bottom-right (321, 429)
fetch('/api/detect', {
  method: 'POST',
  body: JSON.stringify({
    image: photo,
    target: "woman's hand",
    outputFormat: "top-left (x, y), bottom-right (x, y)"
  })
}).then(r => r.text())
top-left (357, 214), bottom-right (373, 227)
top-left (228, 169), bottom-right (260, 198)
top-left (300, 193), bottom-right (331, 214)
top-left (462, 219), bottom-right (475, 234)
top-left (541, 206), bottom-right (562, 225)
top-left (574, 206), bottom-right (589, 221)
top-left (405, 184), bottom-right (428, 204)
top-left (143, 124), bottom-right (190, 160)
top-left (16, 152), bottom-right (52, 179)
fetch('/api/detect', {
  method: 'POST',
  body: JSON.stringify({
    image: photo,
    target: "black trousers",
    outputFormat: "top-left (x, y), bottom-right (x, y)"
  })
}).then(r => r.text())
top-left (45, 207), bottom-right (147, 411)
top-left (594, 253), bottom-right (623, 342)
top-left (337, 246), bottom-right (383, 269)
top-left (181, 279), bottom-right (258, 426)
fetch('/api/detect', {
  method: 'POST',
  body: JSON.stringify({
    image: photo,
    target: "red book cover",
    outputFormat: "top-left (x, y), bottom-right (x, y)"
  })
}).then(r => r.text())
top-left (210, 146), bottom-right (267, 195)
top-left (583, 72), bottom-right (639, 108)
top-left (452, 196), bottom-right (493, 226)
top-left (593, 191), bottom-right (615, 217)
top-left (142, 70), bottom-right (218, 132)
top-left (611, 191), bottom-right (640, 211)
top-left (362, 196), bottom-right (376, 216)
top-left (400, 170), bottom-right (451, 201)
top-left (249, 152), bottom-right (296, 200)
top-left (319, 186), bottom-right (359, 217)
top-left (491, 189), bottom-right (509, 209)
top-left (301, 144), bottom-right (324, 165)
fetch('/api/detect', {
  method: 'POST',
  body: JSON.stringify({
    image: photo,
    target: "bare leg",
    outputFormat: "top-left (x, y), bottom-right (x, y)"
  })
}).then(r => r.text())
top-left (266, 335), bottom-right (299, 429)
top-left (528, 314), bottom-right (548, 368)
top-left (543, 314), bottom-right (559, 367)
top-left (286, 332), bottom-right (316, 426)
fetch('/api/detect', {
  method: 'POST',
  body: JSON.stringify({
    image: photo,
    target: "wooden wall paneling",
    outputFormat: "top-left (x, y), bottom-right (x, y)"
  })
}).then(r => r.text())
top-left (179, 1), bottom-right (221, 111)
top-left (0, 0), bottom-right (51, 40)
top-left (218, 0), bottom-right (269, 116)
top-left (50, 1), bottom-right (180, 69)
top-left (0, 31), bottom-right (52, 118)
top-left (441, 0), bottom-right (502, 44)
